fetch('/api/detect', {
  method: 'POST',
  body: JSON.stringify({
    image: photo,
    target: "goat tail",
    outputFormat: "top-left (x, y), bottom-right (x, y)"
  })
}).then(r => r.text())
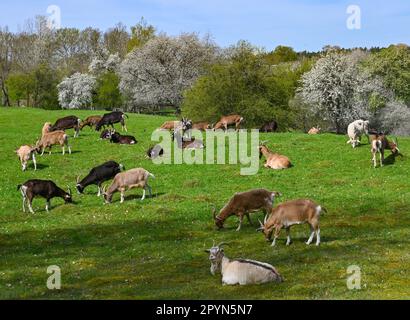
top-left (317, 205), bottom-right (328, 215)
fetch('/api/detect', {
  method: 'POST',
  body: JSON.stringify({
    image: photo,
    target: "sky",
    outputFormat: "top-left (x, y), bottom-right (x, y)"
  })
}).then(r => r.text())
top-left (0, 0), bottom-right (409, 52)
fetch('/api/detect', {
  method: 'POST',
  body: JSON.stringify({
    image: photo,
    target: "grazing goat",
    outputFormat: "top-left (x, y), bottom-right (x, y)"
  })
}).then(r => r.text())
top-left (205, 243), bottom-right (283, 285)
top-left (258, 199), bottom-right (325, 247)
top-left (80, 116), bottom-right (102, 130)
top-left (36, 131), bottom-right (71, 156)
top-left (15, 145), bottom-right (37, 171)
top-left (76, 161), bottom-right (124, 196)
top-left (42, 122), bottom-right (52, 137)
top-left (95, 111), bottom-right (128, 132)
top-left (50, 116), bottom-right (81, 138)
top-left (110, 132), bottom-right (137, 145)
top-left (100, 128), bottom-right (115, 140)
top-left (192, 121), bottom-right (211, 131)
top-left (147, 145), bottom-right (164, 159)
top-left (214, 115), bottom-right (243, 131)
top-left (103, 168), bottom-right (154, 203)
top-left (260, 120), bottom-right (278, 133)
top-left (213, 189), bottom-right (281, 231)
top-left (259, 145), bottom-right (291, 170)
top-left (308, 127), bottom-right (321, 135)
top-left (18, 180), bottom-right (73, 213)
top-left (347, 120), bottom-right (369, 148)
top-left (370, 134), bottom-right (401, 168)
top-left (174, 130), bottom-right (204, 150)
top-left (160, 118), bottom-right (193, 131)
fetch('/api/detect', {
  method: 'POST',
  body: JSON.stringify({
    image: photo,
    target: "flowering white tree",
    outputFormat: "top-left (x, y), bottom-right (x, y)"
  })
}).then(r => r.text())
top-left (89, 48), bottom-right (121, 75)
top-left (57, 72), bottom-right (96, 109)
top-left (119, 33), bottom-right (216, 112)
top-left (299, 50), bottom-right (391, 133)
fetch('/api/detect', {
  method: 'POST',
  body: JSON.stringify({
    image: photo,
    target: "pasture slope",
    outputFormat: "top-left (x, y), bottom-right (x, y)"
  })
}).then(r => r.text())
top-left (0, 107), bottom-right (409, 300)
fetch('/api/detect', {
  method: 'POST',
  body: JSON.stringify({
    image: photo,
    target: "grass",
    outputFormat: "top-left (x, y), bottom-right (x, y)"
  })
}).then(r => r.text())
top-left (0, 107), bottom-right (409, 300)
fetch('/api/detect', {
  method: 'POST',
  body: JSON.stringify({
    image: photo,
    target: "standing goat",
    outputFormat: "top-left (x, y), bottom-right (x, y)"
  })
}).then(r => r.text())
top-left (103, 168), bottom-right (154, 203)
top-left (36, 131), bottom-right (71, 156)
top-left (370, 134), bottom-right (401, 168)
top-left (42, 122), bottom-right (52, 137)
top-left (259, 145), bottom-right (291, 170)
top-left (192, 121), bottom-right (211, 131)
top-left (18, 180), bottom-right (73, 213)
top-left (213, 115), bottom-right (243, 131)
top-left (76, 161), bottom-right (124, 196)
top-left (205, 243), bottom-right (283, 285)
top-left (347, 120), bottom-right (369, 148)
top-left (50, 116), bottom-right (81, 138)
top-left (15, 145), bottom-right (37, 171)
top-left (258, 199), bottom-right (326, 247)
top-left (80, 115), bottom-right (103, 130)
top-left (213, 189), bottom-right (281, 231)
top-left (95, 111), bottom-right (128, 132)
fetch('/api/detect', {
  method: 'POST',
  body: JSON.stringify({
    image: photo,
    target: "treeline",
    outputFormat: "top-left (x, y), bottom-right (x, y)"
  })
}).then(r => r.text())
top-left (1, 16), bottom-right (409, 134)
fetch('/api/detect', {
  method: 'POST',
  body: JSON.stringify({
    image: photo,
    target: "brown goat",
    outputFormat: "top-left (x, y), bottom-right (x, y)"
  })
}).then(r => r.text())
top-left (42, 122), bottom-right (52, 137)
top-left (36, 131), bottom-right (71, 156)
top-left (213, 115), bottom-right (243, 131)
top-left (308, 127), bottom-right (321, 135)
top-left (213, 189), bottom-right (282, 231)
top-left (80, 116), bottom-right (103, 130)
top-left (259, 145), bottom-right (291, 170)
top-left (258, 199), bottom-right (325, 247)
top-left (370, 134), bottom-right (401, 168)
top-left (192, 121), bottom-right (211, 131)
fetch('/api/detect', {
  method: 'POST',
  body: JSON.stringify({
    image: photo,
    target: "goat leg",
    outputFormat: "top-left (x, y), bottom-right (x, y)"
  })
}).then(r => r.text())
top-left (286, 228), bottom-right (292, 246)
top-left (236, 214), bottom-right (244, 232)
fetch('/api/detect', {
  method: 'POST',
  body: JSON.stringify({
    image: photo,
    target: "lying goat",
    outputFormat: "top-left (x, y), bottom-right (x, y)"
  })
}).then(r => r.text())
top-left (103, 168), bottom-right (154, 203)
top-left (213, 189), bottom-right (281, 231)
top-left (308, 127), bottom-right (321, 135)
top-left (192, 121), bottom-right (211, 131)
top-left (147, 145), bottom-right (164, 159)
top-left (76, 161), bottom-right (124, 196)
top-left (100, 128), bottom-right (115, 140)
top-left (370, 134), bottom-right (401, 168)
top-left (16, 145), bottom-right (37, 171)
top-left (259, 145), bottom-right (291, 170)
top-left (110, 132), bottom-right (137, 145)
top-left (260, 120), bottom-right (278, 133)
top-left (36, 131), bottom-right (71, 155)
top-left (258, 199), bottom-right (326, 247)
top-left (18, 179), bottom-right (73, 213)
top-left (205, 243), bottom-right (282, 285)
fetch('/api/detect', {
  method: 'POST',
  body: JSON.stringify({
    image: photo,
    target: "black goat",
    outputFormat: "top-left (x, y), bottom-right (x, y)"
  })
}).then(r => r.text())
top-left (147, 145), bottom-right (164, 159)
top-left (96, 111), bottom-right (128, 132)
top-left (18, 180), bottom-right (73, 213)
top-left (260, 120), bottom-right (278, 133)
top-left (50, 116), bottom-right (81, 138)
top-left (110, 132), bottom-right (137, 145)
top-left (76, 161), bottom-right (124, 196)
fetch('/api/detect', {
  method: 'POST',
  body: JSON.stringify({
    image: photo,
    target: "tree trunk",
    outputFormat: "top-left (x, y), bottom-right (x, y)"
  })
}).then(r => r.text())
top-left (1, 83), bottom-right (10, 106)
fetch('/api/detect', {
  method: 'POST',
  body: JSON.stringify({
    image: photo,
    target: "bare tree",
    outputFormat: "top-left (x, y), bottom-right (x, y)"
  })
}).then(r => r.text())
top-left (0, 27), bottom-right (14, 106)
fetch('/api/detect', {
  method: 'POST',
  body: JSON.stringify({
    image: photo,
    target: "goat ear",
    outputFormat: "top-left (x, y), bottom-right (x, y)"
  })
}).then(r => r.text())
top-left (204, 249), bottom-right (211, 253)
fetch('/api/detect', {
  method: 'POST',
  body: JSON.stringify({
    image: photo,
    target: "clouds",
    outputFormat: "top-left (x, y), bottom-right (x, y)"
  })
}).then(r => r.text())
top-left (0, 0), bottom-right (409, 51)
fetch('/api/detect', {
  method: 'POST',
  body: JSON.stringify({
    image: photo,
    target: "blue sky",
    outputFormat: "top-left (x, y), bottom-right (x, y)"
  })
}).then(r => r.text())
top-left (0, 0), bottom-right (409, 51)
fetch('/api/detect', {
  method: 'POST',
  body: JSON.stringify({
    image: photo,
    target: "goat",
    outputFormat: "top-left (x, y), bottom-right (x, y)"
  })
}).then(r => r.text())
top-left (110, 132), bottom-right (137, 145)
top-left (213, 115), bottom-right (243, 131)
top-left (76, 161), bottom-right (124, 196)
top-left (192, 121), bottom-right (211, 131)
top-left (160, 118), bottom-right (192, 131)
top-left (42, 122), bottom-right (52, 137)
top-left (80, 115), bottom-right (103, 130)
top-left (260, 120), bottom-right (278, 133)
top-left (259, 145), bottom-right (291, 170)
top-left (36, 131), bottom-right (71, 156)
top-left (147, 145), bottom-right (164, 159)
top-left (347, 120), bottom-right (369, 148)
top-left (50, 116), bottom-right (81, 138)
top-left (103, 168), bottom-right (155, 203)
top-left (213, 189), bottom-right (281, 231)
top-left (257, 199), bottom-right (326, 247)
top-left (100, 128), bottom-right (115, 140)
top-left (95, 111), bottom-right (128, 132)
top-left (15, 145), bottom-right (37, 171)
top-left (174, 130), bottom-right (204, 150)
top-left (205, 243), bottom-right (283, 285)
top-left (370, 134), bottom-right (401, 168)
top-left (18, 180), bottom-right (73, 213)
top-left (308, 127), bottom-right (321, 135)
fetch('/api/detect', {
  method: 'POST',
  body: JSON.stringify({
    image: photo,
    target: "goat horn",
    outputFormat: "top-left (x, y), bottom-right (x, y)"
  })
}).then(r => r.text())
top-left (217, 242), bottom-right (228, 248)
top-left (258, 219), bottom-right (264, 227)
top-left (76, 175), bottom-right (80, 184)
top-left (264, 214), bottom-right (268, 224)
top-left (211, 205), bottom-right (217, 220)
top-left (67, 186), bottom-right (72, 195)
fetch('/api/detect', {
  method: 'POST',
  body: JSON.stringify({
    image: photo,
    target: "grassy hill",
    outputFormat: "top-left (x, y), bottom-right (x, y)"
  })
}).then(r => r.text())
top-left (0, 107), bottom-right (409, 299)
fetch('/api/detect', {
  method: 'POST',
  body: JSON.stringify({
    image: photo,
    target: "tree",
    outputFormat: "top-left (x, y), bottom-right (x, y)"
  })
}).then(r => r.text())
top-left (127, 17), bottom-right (156, 52)
top-left (264, 46), bottom-right (298, 65)
top-left (94, 71), bottom-right (122, 110)
top-left (119, 33), bottom-right (216, 112)
top-left (104, 23), bottom-right (130, 58)
top-left (57, 72), bottom-right (96, 109)
top-left (0, 27), bottom-right (14, 106)
top-left (298, 50), bottom-right (391, 133)
top-left (6, 73), bottom-right (35, 106)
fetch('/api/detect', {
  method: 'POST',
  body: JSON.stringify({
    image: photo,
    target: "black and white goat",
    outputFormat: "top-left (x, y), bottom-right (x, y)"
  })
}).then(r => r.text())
top-left (76, 161), bottom-right (124, 196)
top-left (110, 132), bottom-right (137, 145)
top-left (205, 243), bottom-right (283, 285)
top-left (18, 180), bottom-right (73, 213)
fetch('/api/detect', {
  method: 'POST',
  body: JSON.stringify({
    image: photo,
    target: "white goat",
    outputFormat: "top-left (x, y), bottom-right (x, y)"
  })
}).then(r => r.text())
top-left (16, 145), bottom-right (37, 171)
top-left (347, 120), bottom-right (369, 148)
top-left (205, 243), bottom-right (283, 285)
top-left (103, 168), bottom-right (154, 203)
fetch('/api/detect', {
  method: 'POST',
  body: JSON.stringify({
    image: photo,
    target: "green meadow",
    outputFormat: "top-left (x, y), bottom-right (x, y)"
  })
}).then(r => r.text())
top-left (0, 107), bottom-right (409, 299)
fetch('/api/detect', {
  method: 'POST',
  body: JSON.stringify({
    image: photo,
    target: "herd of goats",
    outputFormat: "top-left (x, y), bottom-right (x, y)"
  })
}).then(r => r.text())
top-left (13, 112), bottom-right (402, 286)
